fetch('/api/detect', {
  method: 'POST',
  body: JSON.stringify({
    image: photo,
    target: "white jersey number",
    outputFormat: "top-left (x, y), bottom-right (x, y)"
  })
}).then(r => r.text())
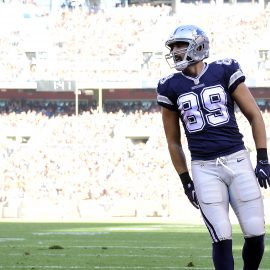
top-left (177, 85), bottom-right (230, 133)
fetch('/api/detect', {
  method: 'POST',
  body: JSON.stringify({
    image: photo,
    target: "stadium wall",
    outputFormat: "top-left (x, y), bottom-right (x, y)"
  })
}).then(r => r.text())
top-left (0, 87), bottom-right (269, 103)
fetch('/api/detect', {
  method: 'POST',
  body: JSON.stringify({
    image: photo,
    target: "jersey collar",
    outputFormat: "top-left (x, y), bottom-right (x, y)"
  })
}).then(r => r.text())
top-left (181, 63), bottom-right (208, 85)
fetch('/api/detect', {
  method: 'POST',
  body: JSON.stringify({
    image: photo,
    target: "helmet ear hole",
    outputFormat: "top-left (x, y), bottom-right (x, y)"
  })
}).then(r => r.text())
top-left (197, 45), bottom-right (203, 51)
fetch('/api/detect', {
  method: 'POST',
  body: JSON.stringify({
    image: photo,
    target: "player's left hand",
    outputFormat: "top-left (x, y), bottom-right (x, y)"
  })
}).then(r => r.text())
top-left (255, 160), bottom-right (270, 189)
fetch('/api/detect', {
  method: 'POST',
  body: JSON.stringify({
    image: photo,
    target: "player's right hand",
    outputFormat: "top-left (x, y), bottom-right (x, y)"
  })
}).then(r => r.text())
top-left (255, 160), bottom-right (270, 189)
top-left (179, 172), bottom-right (199, 209)
top-left (183, 180), bottom-right (199, 209)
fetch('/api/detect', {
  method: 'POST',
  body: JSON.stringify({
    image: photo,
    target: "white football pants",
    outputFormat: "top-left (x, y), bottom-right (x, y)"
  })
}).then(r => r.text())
top-left (191, 150), bottom-right (265, 242)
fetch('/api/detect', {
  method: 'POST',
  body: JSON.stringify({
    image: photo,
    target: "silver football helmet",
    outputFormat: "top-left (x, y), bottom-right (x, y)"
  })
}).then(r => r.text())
top-left (165, 25), bottom-right (209, 71)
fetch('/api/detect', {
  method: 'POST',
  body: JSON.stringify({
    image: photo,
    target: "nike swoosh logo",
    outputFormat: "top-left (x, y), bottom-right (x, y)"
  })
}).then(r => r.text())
top-left (259, 169), bottom-right (267, 177)
top-left (237, 158), bottom-right (245, 162)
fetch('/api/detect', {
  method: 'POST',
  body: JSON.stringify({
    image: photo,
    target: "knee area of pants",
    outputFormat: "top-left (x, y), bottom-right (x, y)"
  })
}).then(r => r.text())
top-left (243, 217), bottom-right (265, 237)
top-left (215, 222), bottom-right (232, 241)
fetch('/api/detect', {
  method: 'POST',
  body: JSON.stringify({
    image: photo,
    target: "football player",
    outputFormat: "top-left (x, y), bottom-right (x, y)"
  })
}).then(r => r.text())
top-left (156, 25), bottom-right (270, 270)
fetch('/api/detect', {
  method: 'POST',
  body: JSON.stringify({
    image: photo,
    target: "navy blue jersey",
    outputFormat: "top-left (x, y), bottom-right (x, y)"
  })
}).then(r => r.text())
top-left (157, 58), bottom-right (246, 160)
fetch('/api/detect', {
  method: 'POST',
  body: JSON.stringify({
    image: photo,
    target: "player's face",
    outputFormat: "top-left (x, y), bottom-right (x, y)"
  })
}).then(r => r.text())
top-left (171, 42), bottom-right (189, 62)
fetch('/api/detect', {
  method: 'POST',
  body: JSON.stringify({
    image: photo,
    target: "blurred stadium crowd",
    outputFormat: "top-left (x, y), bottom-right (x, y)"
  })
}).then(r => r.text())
top-left (0, 0), bottom-right (270, 86)
top-left (0, 107), bottom-right (269, 219)
top-left (0, 1), bottom-right (270, 220)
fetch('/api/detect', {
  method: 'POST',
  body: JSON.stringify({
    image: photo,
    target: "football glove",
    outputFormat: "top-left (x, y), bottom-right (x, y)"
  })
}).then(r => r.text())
top-left (179, 172), bottom-right (199, 209)
top-left (255, 148), bottom-right (270, 189)
top-left (255, 160), bottom-right (270, 189)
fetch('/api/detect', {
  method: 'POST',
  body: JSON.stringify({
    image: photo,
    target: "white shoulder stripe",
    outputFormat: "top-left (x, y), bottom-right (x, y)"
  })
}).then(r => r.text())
top-left (157, 94), bottom-right (174, 105)
top-left (229, 70), bottom-right (244, 88)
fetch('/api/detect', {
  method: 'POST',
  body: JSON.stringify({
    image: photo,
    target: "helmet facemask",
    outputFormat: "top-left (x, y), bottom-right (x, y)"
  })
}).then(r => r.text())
top-left (165, 43), bottom-right (191, 71)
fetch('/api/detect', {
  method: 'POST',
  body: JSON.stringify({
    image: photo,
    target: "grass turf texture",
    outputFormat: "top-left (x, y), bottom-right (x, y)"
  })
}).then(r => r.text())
top-left (0, 222), bottom-right (269, 269)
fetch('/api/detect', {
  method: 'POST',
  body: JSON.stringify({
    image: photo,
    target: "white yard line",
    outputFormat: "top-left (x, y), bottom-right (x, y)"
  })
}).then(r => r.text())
top-left (0, 245), bottom-right (211, 250)
top-left (0, 265), bottom-right (206, 269)
top-left (0, 266), bottom-right (265, 270)
top-left (5, 253), bottom-right (211, 258)
top-left (4, 252), bottom-right (270, 261)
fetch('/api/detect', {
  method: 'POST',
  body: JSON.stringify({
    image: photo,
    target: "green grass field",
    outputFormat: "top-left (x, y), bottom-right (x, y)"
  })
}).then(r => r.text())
top-left (0, 221), bottom-right (269, 270)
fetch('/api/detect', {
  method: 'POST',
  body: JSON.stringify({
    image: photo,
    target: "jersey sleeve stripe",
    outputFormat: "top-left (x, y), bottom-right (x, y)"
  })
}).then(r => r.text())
top-left (229, 70), bottom-right (244, 88)
top-left (157, 94), bottom-right (174, 105)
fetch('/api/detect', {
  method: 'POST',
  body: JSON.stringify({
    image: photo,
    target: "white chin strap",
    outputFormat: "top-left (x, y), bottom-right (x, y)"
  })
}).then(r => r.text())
top-left (175, 60), bottom-right (188, 71)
